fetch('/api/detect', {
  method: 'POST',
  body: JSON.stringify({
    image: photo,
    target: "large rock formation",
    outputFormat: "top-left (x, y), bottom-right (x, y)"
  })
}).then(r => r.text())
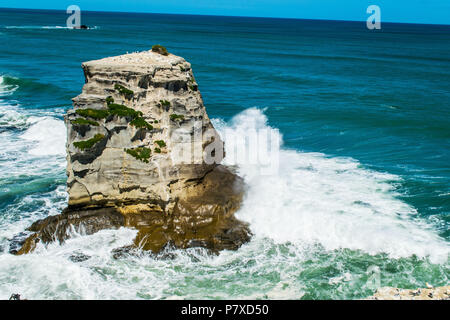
top-left (15, 49), bottom-right (251, 254)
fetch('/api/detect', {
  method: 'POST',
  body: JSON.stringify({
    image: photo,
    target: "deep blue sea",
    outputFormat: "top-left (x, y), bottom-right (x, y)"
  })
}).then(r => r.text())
top-left (0, 8), bottom-right (449, 299)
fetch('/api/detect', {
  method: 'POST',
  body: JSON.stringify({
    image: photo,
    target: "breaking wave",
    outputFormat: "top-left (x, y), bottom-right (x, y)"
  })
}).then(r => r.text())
top-left (214, 108), bottom-right (449, 263)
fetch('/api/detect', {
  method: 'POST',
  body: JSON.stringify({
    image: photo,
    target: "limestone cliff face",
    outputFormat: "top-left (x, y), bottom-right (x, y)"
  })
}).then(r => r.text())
top-left (67, 50), bottom-right (219, 209)
top-left (14, 49), bottom-right (250, 254)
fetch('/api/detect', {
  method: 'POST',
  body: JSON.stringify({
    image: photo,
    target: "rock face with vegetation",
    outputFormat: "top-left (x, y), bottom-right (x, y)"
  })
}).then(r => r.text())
top-left (15, 48), bottom-right (251, 254)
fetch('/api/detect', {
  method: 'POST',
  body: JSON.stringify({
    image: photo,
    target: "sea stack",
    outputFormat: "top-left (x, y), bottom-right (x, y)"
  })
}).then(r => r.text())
top-left (16, 48), bottom-right (251, 254)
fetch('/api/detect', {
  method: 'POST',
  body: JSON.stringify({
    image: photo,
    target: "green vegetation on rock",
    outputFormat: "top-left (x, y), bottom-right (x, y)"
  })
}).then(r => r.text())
top-left (75, 108), bottom-right (110, 120)
top-left (76, 103), bottom-right (143, 122)
top-left (71, 118), bottom-right (100, 126)
top-left (155, 140), bottom-right (166, 148)
top-left (75, 100), bottom-right (153, 132)
top-left (105, 96), bottom-right (114, 105)
top-left (114, 84), bottom-right (134, 98)
top-left (188, 77), bottom-right (198, 91)
top-left (159, 100), bottom-right (170, 108)
top-left (73, 134), bottom-right (105, 150)
top-left (130, 117), bottom-right (153, 130)
top-left (151, 44), bottom-right (169, 56)
top-left (170, 114), bottom-right (185, 121)
top-left (154, 147), bottom-right (161, 154)
top-left (108, 103), bottom-right (142, 118)
top-left (125, 147), bottom-right (151, 163)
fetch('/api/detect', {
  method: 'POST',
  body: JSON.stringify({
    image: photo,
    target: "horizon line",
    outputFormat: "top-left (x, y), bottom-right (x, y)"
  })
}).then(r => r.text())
top-left (1, 6), bottom-right (450, 27)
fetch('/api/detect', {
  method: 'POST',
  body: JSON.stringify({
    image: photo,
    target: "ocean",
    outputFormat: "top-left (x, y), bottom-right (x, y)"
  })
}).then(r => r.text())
top-left (0, 8), bottom-right (449, 299)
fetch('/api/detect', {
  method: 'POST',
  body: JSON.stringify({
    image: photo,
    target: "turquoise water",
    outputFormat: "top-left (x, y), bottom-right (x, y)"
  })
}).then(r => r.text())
top-left (0, 8), bottom-right (449, 299)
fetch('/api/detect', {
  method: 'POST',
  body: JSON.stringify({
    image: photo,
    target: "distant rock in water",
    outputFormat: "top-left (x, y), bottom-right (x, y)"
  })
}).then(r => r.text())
top-left (73, 25), bottom-right (89, 30)
top-left (15, 49), bottom-right (251, 254)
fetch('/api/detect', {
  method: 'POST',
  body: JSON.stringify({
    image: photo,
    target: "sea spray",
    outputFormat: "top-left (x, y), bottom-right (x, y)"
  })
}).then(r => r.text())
top-left (20, 117), bottom-right (66, 156)
top-left (215, 108), bottom-right (450, 263)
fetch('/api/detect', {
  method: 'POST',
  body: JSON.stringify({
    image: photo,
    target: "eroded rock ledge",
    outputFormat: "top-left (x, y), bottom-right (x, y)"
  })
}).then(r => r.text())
top-left (14, 49), bottom-right (251, 254)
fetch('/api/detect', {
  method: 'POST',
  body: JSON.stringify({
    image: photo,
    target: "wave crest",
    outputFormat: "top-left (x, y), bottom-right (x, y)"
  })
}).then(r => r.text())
top-left (20, 117), bottom-right (66, 156)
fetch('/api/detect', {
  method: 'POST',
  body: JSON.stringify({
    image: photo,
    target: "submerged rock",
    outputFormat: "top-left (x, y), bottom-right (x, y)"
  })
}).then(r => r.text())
top-left (69, 252), bottom-right (91, 262)
top-left (8, 231), bottom-right (32, 254)
top-left (9, 293), bottom-right (25, 300)
top-left (15, 49), bottom-right (251, 254)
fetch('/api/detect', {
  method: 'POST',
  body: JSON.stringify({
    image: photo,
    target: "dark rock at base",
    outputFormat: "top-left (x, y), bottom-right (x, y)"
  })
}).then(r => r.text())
top-left (9, 293), bottom-right (25, 300)
top-left (15, 207), bottom-right (125, 254)
top-left (112, 243), bottom-right (212, 261)
top-left (13, 166), bottom-right (252, 255)
top-left (8, 231), bottom-right (33, 254)
top-left (111, 245), bottom-right (138, 260)
top-left (69, 252), bottom-right (91, 262)
top-left (123, 165), bottom-right (252, 253)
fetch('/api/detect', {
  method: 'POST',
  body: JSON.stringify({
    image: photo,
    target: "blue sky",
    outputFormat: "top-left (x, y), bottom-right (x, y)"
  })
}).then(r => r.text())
top-left (1, 0), bottom-right (449, 25)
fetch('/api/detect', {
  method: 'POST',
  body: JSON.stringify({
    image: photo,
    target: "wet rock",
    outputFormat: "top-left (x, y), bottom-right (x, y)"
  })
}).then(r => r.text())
top-left (16, 208), bottom-right (124, 254)
top-left (8, 231), bottom-right (32, 254)
top-left (69, 252), bottom-right (91, 262)
top-left (111, 245), bottom-right (138, 260)
top-left (16, 165), bottom-right (251, 255)
top-left (9, 293), bottom-right (25, 300)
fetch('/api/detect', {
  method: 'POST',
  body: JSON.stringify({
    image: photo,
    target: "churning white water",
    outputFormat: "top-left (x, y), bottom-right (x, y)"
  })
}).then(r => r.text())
top-left (214, 108), bottom-right (449, 262)
top-left (20, 117), bottom-right (66, 156)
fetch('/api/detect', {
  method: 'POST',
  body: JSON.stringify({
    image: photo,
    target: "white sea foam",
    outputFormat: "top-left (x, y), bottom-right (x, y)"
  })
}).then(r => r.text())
top-left (0, 76), bottom-right (66, 156)
top-left (0, 108), bottom-right (28, 129)
top-left (0, 77), bottom-right (66, 184)
top-left (20, 117), bottom-right (66, 156)
top-left (0, 76), bottom-right (26, 129)
top-left (215, 108), bottom-right (449, 263)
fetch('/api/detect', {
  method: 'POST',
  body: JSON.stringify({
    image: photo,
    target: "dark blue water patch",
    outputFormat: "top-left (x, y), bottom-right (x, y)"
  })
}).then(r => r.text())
top-left (0, 76), bottom-right (75, 111)
top-left (0, 126), bottom-right (23, 133)
top-left (0, 176), bottom-right (65, 211)
top-left (2, 76), bottom-right (67, 95)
